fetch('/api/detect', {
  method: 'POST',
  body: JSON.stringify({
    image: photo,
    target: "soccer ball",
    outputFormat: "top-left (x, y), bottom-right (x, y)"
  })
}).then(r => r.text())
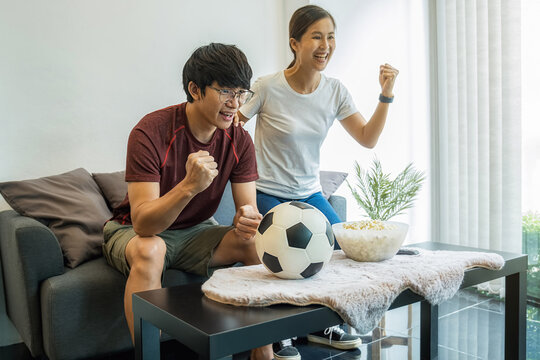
top-left (255, 201), bottom-right (335, 279)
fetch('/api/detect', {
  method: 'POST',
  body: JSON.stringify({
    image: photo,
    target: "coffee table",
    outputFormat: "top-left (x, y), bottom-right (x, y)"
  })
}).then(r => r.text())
top-left (133, 242), bottom-right (527, 360)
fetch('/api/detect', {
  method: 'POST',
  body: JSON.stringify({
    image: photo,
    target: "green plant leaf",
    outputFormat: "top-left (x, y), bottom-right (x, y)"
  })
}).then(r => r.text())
top-left (348, 158), bottom-right (425, 221)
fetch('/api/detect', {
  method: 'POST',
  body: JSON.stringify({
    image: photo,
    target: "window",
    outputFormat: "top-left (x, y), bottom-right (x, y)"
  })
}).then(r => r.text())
top-left (522, 0), bottom-right (540, 304)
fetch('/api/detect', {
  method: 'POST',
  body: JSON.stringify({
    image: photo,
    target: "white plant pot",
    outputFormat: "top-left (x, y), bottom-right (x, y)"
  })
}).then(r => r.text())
top-left (332, 221), bottom-right (409, 262)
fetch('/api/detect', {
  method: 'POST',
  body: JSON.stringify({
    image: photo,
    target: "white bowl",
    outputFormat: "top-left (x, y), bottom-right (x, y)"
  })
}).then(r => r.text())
top-left (332, 221), bottom-right (409, 262)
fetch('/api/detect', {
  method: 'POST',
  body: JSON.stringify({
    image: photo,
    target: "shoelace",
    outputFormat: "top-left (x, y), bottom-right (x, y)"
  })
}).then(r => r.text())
top-left (280, 338), bottom-right (294, 348)
top-left (323, 325), bottom-right (345, 344)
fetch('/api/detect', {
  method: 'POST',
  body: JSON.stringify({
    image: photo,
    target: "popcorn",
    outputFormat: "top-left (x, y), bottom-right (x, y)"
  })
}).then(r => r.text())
top-left (343, 219), bottom-right (396, 231)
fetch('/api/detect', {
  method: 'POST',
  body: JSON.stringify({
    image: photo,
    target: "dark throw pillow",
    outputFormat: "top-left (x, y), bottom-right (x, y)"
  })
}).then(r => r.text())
top-left (93, 171), bottom-right (127, 210)
top-left (0, 168), bottom-right (112, 268)
top-left (320, 171), bottom-right (348, 199)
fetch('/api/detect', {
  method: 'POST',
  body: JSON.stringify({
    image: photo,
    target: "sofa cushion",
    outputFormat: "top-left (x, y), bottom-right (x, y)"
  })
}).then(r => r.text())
top-left (93, 171), bottom-right (127, 210)
top-left (0, 168), bottom-right (112, 268)
top-left (93, 170), bottom-right (348, 205)
top-left (320, 171), bottom-right (348, 199)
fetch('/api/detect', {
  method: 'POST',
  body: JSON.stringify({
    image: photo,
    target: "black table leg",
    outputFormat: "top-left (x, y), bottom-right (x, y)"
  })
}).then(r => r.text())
top-left (134, 315), bottom-right (160, 360)
top-left (505, 271), bottom-right (526, 360)
top-left (420, 301), bottom-right (438, 359)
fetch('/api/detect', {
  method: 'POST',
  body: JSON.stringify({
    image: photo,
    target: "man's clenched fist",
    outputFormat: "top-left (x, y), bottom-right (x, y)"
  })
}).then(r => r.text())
top-left (184, 150), bottom-right (218, 194)
top-left (233, 205), bottom-right (263, 241)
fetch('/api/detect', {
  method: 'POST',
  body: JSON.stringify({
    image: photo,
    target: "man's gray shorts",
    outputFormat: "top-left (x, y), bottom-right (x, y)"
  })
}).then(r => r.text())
top-left (102, 218), bottom-right (234, 277)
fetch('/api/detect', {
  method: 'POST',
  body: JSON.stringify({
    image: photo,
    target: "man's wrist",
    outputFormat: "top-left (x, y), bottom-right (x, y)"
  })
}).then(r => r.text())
top-left (177, 180), bottom-right (198, 199)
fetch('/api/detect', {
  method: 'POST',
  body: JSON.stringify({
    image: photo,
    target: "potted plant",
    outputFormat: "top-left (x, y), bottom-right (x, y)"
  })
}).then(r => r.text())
top-left (332, 158), bottom-right (425, 262)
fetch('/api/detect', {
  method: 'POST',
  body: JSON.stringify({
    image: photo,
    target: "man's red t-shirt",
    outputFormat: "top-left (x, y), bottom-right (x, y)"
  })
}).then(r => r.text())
top-left (111, 102), bottom-right (258, 229)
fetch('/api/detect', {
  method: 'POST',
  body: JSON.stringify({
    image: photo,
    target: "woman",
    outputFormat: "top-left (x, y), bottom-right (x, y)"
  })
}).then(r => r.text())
top-left (238, 5), bottom-right (398, 360)
top-left (238, 5), bottom-right (398, 225)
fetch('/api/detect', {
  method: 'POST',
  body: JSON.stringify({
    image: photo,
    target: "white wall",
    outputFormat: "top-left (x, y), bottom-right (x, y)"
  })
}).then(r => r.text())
top-left (0, 0), bottom-right (287, 209)
top-left (0, 0), bottom-right (431, 247)
top-left (313, 0), bottom-right (432, 244)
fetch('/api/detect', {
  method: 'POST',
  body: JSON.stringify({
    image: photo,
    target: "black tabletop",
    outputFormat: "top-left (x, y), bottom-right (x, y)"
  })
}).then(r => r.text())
top-left (133, 241), bottom-right (529, 359)
top-left (134, 241), bottom-right (526, 339)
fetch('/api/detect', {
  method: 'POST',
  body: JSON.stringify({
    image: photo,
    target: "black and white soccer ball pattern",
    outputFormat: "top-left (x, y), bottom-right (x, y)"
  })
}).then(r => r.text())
top-left (255, 201), bottom-right (334, 279)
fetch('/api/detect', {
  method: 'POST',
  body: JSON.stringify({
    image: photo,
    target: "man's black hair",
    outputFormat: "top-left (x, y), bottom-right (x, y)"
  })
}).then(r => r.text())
top-left (182, 43), bottom-right (253, 102)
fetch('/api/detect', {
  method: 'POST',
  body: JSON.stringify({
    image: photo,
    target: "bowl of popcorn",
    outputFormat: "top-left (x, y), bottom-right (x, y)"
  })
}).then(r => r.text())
top-left (332, 219), bottom-right (409, 262)
top-left (341, 158), bottom-right (424, 262)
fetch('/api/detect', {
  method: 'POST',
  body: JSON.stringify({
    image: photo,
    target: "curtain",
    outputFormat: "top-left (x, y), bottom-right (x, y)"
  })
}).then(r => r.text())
top-left (432, 0), bottom-right (521, 294)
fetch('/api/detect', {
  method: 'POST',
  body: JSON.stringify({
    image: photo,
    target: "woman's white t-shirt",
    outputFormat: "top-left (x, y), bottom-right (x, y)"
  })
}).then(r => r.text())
top-left (240, 70), bottom-right (357, 198)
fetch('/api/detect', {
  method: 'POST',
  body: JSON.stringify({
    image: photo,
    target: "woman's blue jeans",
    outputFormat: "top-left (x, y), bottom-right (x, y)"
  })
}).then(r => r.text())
top-left (256, 190), bottom-right (342, 249)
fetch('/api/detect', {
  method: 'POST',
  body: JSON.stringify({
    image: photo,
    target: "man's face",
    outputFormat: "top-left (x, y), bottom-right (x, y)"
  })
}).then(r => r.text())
top-left (196, 81), bottom-right (246, 130)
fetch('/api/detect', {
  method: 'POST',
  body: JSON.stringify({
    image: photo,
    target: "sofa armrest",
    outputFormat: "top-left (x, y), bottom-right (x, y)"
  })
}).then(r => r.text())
top-left (328, 195), bottom-right (347, 222)
top-left (0, 210), bottom-right (64, 357)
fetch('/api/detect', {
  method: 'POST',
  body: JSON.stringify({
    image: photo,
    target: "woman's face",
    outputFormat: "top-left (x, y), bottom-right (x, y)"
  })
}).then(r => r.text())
top-left (292, 17), bottom-right (335, 71)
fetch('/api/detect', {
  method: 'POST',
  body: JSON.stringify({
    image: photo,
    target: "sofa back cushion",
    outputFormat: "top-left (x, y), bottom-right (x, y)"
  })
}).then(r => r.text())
top-left (92, 170), bottom-right (238, 225)
top-left (93, 171), bottom-right (127, 210)
top-left (91, 170), bottom-right (348, 220)
top-left (0, 168), bottom-right (112, 268)
top-left (320, 171), bottom-right (348, 199)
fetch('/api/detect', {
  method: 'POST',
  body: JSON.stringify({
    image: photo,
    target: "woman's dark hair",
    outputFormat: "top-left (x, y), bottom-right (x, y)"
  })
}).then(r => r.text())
top-left (288, 5), bottom-right (336, 69)
top-left (182, 43), bottom-right (253, 102)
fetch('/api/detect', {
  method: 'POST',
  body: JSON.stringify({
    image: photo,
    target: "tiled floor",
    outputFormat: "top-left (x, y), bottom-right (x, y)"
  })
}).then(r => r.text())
top-left (1, 288), bottom-right (539, 359)
top-left (290, 288), bottom-right (540, 360)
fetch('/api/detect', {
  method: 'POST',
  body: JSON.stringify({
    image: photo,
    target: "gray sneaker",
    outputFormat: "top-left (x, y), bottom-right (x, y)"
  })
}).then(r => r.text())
top-left (273, 338), bottom-right (301, 360)
top-left (307, 325), bottom-right (362, 350)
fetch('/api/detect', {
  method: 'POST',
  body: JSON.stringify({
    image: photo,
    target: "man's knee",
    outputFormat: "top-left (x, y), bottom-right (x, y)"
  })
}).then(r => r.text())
top-left (126, 235), bottom-right (166, 273)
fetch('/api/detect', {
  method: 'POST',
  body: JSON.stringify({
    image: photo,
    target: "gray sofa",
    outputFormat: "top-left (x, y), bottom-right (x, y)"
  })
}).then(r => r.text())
top-left (0, 170), bottom-right (346, 360)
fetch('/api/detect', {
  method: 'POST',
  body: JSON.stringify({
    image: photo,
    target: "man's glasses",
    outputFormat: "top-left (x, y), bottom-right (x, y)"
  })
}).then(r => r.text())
top-left (208, 86), bottom-right (254, 105)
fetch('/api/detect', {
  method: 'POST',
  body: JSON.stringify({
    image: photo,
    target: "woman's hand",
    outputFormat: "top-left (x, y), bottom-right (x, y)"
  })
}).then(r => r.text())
top-left (233, 113), bottom-right (245, 127)
top-left (379, 64), bottom-right (399, 97)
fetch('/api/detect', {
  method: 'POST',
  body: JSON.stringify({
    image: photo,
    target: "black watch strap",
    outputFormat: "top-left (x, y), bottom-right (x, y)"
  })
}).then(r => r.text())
top-left (379, 94), bottom-right (394, 103)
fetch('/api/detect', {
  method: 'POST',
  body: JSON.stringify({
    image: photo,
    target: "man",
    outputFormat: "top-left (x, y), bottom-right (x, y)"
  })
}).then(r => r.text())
top-left (102, 43), bottom-right (273, 359)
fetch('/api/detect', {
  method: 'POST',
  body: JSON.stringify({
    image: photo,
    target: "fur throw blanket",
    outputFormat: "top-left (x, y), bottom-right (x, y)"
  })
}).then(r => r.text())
top-left (202, 248), bottom-right (504, 334)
